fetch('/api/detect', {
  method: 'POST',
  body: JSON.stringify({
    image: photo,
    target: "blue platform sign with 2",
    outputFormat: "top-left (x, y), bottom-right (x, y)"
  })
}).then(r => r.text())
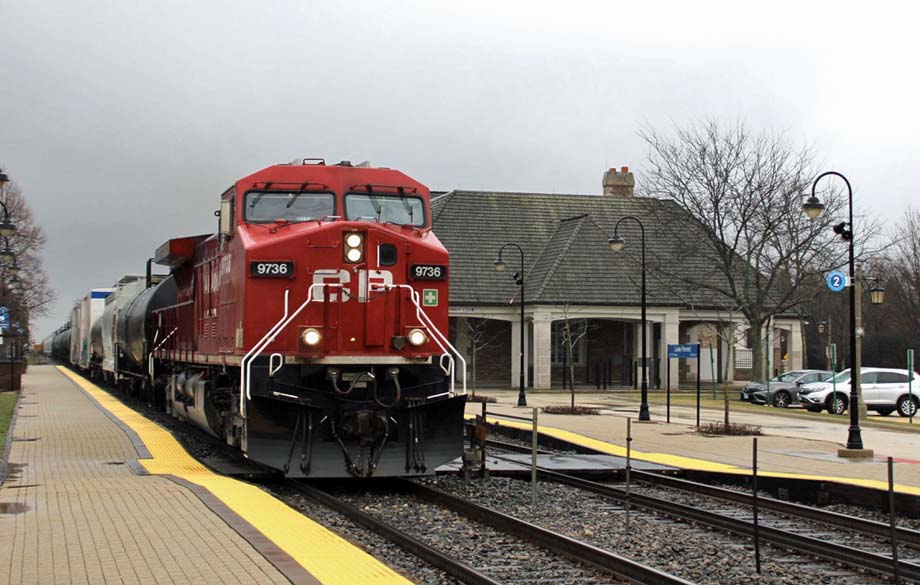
top-left (826, 270), bottom-right (847, 293)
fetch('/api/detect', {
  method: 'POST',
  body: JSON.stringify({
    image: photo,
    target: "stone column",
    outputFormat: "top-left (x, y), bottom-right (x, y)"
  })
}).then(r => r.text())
top-left (453, 317), bottom-right (471, 387)
top-left (789, 321), bottom-right (804, 371)
top-left (660, 312), bottom-right (680, 388)
top-left (532, 311), bottom-right (553, 390)
top-left (510, 317), bottom-right (521, 389)
top-left (524, 319), bottom-right (530, 387)
top-left (633, 318), bottom-right (654, 386)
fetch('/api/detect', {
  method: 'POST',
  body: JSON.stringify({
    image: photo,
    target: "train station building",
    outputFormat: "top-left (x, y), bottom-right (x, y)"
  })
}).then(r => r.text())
top-left (432, 168), bottom-right (804, 390)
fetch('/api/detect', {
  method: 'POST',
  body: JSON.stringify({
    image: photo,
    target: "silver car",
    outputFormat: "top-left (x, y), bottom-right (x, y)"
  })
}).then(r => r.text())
top-left (797, 367), bottom-right (920, 416)
top-left (740, 370), bottom-right (832, 407)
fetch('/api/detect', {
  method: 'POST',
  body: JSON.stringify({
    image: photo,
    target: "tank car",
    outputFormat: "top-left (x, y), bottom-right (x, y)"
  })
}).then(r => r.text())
top-left (123, 160), bottom-right (466, 478)
top-left (51, 326), bottom-right (71, 363)
top-left (70, 288), bottom-right (112, 371)
top-left (98, 274), bottom-right (164, 388)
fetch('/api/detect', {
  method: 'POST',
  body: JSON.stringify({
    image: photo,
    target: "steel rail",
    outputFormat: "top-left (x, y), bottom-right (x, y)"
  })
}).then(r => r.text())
top-left (486, 437), bottom-right (920, 549)
top-left (400, 480), bottom-right (694, 585)
top-left (630, 468), bottom-right (920, 549)
top-left (290, 481), bottom-right (501, 585)
top-left (538, 469), bottom-right (920, 581)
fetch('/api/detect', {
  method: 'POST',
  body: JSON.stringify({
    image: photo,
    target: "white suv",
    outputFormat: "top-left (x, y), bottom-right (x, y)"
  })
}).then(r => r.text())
top-left (796, 368), bottom-right (920, 416)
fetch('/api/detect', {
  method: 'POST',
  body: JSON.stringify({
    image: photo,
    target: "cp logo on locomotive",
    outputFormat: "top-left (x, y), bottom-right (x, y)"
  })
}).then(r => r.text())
top-left (312, 269), bottom-right (394, 302)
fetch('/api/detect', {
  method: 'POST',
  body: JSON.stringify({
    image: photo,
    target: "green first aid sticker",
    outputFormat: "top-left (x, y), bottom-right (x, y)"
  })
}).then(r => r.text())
top-left (422, 289), bottom-right (438, 306)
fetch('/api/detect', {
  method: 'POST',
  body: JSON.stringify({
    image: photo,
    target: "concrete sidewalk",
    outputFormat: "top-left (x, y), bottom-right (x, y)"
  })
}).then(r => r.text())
top-left (0, 366), bottom-right (291, 585)
top-left (467, 389), bottom-right (920, 492)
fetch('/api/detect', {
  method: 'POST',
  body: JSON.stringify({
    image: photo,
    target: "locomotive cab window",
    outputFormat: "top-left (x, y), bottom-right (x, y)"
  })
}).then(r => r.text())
top-left (345, 193), bottom-right (426, 227)
top-left (244, 191), bottom-right (335, 224)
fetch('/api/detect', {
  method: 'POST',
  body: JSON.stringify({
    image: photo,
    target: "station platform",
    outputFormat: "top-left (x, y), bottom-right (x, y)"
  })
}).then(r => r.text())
top-left (465, 390), bottom-right (920, 496)
top-left (0, 366), bottom-right (411, 585)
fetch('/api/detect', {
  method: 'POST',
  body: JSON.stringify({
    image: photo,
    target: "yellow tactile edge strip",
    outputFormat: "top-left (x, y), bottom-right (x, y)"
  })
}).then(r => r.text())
top-left (58, 367), bottom-right (412, 585)
top-left (468, 414), bottom-right (920, 496)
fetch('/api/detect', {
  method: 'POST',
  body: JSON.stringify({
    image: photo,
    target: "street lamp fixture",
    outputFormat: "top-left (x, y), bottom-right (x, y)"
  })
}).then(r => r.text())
top-left (0, 239), bottom-right (13, 263)
top-left (869, 282), bottom-right (885, 306)
top-left (802, 195), bottom-right (825, 220)
top-left (495, 242), bottom-right (527, 407)
top-left (805, 171), bottom-right (868, 453)
top-left (607, 233), bottom-right (626, 252)
top-left (607, 216), bottom-right (650, 422)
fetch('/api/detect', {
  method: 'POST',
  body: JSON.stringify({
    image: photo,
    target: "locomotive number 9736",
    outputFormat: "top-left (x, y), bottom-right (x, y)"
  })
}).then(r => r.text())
top-left (411, 264), bottom-right (446, 280)
top-left (250, 261), bottom-right (294, 278)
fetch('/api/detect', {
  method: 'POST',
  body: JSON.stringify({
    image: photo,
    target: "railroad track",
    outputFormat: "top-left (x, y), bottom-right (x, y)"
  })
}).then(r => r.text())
top-left (486, 438), bottom-right (920, 581)
top-left (292, 479), bottom-right (693, 585)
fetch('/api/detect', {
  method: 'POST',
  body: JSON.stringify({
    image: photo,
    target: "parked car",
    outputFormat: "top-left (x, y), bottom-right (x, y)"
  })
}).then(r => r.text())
top-left (740, 370), bottom-right (832, 407)
top-left (796, 368), bottom-right (920, 416)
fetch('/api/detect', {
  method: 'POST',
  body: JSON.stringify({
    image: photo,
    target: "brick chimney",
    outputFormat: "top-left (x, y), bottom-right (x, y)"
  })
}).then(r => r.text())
top-left (602, 166), bottom-right (634, 197)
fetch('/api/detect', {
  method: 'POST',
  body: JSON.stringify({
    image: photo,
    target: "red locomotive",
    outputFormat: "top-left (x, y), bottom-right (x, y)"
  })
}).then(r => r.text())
top-left (124, 159), bottom-right (466, 477)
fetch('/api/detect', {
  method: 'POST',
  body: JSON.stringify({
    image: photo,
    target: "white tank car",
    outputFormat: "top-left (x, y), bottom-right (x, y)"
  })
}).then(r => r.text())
top-left (101, 275), bottom-right (146, 381)
top-left (69, 305), bottom-right (80, 365)
top-left (72, 288), bottom-right (112, 370)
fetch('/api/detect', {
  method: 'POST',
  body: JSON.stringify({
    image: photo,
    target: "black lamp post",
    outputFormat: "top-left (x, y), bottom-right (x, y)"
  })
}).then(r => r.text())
top-left (495, 243), bottom-right (527, 407)
top-left (608, 216), bottom-right (650, 422)
top-left (0, 170), bottom-right (15, 239)
top-left (803, 171), bottom-right (866, 451)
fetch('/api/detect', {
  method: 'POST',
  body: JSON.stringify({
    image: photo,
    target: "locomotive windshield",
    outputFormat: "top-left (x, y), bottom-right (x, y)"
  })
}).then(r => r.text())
top-left (244, 191), bottom-right (335, 223)
top-left (345, 193), bottom-right (426, 227)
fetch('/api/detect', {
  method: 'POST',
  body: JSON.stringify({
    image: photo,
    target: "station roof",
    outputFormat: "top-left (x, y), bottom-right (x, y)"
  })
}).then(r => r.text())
top-left (431, 190), bottom-right (741, 311)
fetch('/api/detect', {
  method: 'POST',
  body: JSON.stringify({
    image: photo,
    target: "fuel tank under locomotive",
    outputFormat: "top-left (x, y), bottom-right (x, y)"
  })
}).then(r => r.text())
top-left (116, 277), bottom-right (177, 372)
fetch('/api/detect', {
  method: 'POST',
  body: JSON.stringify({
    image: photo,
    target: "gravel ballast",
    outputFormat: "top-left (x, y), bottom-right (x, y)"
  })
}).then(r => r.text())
top-left (421, 475), bottom-right (892, 584)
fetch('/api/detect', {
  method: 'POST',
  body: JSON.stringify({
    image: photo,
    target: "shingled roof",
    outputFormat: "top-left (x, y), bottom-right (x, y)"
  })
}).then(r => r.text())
top-left (431, 190), bottom-right (737, 309)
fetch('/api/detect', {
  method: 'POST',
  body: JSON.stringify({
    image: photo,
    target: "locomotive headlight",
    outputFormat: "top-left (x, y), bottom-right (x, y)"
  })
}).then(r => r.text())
top-left (302, 328), bottom-right (322, 346)
top-left (408, 328), bottom-right (428, 347)
top-left (345, 233), bottom-right (363, 248)
top-left (343, 232), bottom-right (365, 263)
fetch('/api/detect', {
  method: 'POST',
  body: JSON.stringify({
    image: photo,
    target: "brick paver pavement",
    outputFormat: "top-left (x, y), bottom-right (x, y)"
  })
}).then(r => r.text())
top-left (0, 366), bottom-right (291, 585)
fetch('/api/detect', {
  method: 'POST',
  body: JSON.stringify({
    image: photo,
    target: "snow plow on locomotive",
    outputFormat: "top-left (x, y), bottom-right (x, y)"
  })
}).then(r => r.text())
top-left (63, 160), bottom-right (467, 478)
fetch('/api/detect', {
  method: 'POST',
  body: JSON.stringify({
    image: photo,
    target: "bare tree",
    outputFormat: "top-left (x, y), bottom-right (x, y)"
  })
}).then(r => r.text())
top-left (639, 119), bottom-right (880, 380)
top-left (558, 304), bottom-right (592, 409)
top-left (464, 317), bottom-right (505, 398)
top-left (0, 178), bottom-right (56, 341)
top-left (887, 207), bottom-right (920, 336)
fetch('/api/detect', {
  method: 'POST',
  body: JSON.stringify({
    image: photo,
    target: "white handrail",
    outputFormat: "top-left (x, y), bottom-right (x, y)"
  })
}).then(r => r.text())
top-left (240, 290), bottom-right (290, 416)
top-left (268, 353), bottom-right (284, 377)
top-left (372, 283), bottom-right (467, 396)
top-left (239, 281), bottom-right (461, 416)
top-left (240, 284), bottom-right (342, 415)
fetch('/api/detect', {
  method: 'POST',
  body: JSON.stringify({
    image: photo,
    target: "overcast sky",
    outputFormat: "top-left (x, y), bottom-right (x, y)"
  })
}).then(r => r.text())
top-left (1, 1), bottom-right (917, 340)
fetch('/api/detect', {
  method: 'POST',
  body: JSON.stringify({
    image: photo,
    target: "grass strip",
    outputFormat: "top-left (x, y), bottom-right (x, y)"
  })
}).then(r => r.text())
top-left (0, 392), bottom-right (17, 453)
